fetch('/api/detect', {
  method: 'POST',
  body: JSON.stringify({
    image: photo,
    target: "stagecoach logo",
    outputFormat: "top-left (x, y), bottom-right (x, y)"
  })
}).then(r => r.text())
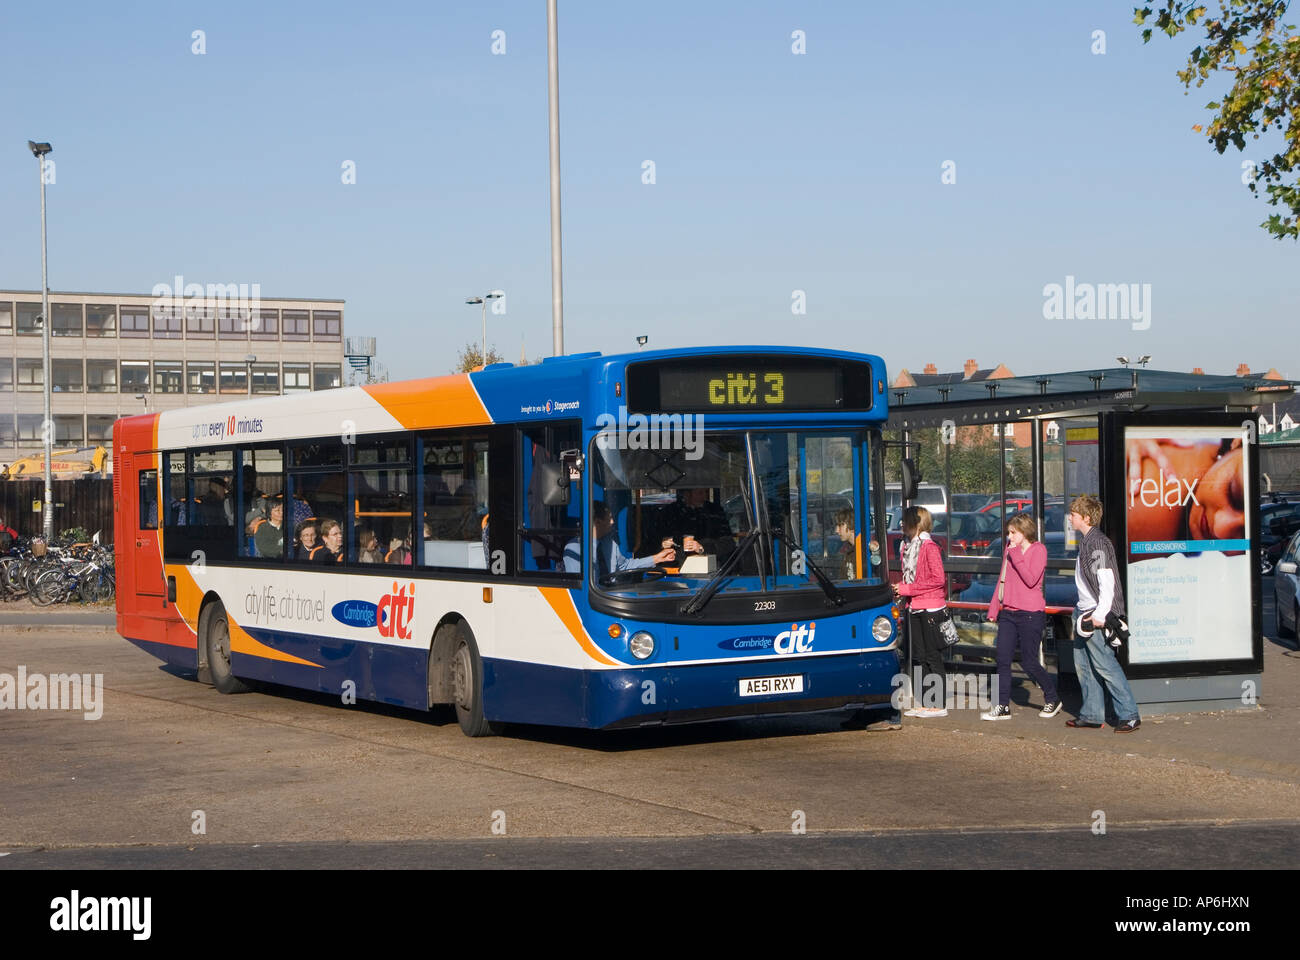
top-left (331, 600), bottom-right (379, 628)
top-left (377, 582), bottom-right (415, 640)
top-left (519, 398), bottom-right (581, 416)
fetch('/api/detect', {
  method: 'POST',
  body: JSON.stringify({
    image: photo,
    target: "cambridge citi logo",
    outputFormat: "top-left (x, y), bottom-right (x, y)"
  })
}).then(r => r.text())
top-left (377, 581), bottom-right (415, 640)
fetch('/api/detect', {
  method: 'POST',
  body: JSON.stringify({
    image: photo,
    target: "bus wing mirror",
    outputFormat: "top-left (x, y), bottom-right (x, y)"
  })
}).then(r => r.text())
top-left (537, 460), bottom-right (570, 507)
top-left (901, 458), bottom-right (920, 503)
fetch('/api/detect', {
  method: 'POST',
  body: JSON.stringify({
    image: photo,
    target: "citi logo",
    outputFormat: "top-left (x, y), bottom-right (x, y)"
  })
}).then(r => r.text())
top-left (377, 582), bottom-right (415, 640)
top-left (773, 621), bottom-right (815, 655)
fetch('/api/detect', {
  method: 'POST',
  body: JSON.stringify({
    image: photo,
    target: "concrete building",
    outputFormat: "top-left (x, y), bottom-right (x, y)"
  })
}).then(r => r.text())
top-left (0, 289), bottom-right (345, 469)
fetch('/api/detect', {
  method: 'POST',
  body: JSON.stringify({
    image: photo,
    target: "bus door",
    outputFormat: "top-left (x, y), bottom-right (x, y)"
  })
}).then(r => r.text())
top-left (132, 453), bottom-right (165, 598)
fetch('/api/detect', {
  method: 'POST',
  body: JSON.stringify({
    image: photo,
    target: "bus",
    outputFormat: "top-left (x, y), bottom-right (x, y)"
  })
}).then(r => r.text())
top-left (114, 346), bottom-right (902, 735)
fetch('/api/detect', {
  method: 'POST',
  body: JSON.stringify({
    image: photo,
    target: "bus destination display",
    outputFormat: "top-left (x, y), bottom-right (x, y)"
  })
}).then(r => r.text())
top-left (627, 357), bottom-right (872, 413)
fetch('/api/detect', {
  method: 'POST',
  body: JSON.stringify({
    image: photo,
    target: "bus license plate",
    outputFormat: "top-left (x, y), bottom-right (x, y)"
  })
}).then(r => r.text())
top-left (739, 674), bottom-right (804, 697)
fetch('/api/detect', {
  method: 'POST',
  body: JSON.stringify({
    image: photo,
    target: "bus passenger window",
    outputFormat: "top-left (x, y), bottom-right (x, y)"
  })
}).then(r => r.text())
top-left (519, 423), bottom-right (581, 576)
top-left (420, 433), bottom-right (489, 570)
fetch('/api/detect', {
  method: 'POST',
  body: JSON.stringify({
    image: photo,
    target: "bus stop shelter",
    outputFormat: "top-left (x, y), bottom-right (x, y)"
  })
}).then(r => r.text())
top-left (885, 366), bottom-right (1294, 713)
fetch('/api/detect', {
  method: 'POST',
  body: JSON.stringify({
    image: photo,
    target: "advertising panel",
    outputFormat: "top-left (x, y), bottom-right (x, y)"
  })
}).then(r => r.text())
top-left (1124, 426), bottom-right (1251, 664)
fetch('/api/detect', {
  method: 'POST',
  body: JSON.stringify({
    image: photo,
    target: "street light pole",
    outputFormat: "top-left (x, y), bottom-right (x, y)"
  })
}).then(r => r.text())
top-left (547, 0), bottom-right (564, 357)
top-left (245, 354), bottom-right (257, 398)
top-left (465, 291), bottom-right (503, 368)
top-left (28, 140), bottom-right (54, 541)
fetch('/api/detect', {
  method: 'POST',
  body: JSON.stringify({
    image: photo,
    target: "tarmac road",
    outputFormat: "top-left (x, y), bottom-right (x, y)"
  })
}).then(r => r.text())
top-left (1, 598), bottom-right (1298, 868)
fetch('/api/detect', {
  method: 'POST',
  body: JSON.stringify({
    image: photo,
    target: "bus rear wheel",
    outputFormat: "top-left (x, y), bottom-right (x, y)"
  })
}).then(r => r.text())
top-left (205, 602), bottom-right (250, 694)
top-left (449, 626), bottom-right (495, 737)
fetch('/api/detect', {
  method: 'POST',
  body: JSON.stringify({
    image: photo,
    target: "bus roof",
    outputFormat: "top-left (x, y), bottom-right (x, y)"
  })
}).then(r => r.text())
top-left (132, 346), bottom-right (888, 449)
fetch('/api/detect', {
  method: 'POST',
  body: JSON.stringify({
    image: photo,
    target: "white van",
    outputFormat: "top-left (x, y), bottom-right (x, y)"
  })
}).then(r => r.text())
top-left (884, 482), bottom-right (949, 528)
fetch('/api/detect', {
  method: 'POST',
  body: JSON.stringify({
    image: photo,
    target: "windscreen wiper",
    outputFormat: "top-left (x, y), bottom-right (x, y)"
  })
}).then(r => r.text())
top-left (680, 529), bottom-right (761, 616)
top-left (782, 525), bottom-right (844, 607)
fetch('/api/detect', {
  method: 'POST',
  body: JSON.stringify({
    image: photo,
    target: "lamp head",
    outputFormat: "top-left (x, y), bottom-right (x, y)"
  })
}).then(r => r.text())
top-left (465, 297), bottom-right (483, 305)
top-left (28, 141), bottom-right (52, 158)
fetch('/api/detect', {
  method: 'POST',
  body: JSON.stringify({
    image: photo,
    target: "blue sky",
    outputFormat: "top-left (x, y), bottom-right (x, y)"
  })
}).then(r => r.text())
top-left (1, 0), bottom-right (1294, 381)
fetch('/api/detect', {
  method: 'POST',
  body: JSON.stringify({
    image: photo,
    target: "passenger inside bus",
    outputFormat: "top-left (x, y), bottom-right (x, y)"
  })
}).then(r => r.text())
top-left (356, 527), bottom-right (381, 563)
top-left (253, 501), bottom-right (285, 558)
top-left (564, 501), bottom-right (674, 576)
top-left (295, 520), bottom-right (318, 560)
top-left (650, 487), bottom-right (735, 567)
top-left (312, 519), bottom-right (344, 563)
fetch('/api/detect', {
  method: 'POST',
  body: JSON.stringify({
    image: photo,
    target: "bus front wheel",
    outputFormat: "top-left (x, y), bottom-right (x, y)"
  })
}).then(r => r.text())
top-left (205, 602), bottom-right (250, 694)
top-left (450, 625), bottom-right (495, 737)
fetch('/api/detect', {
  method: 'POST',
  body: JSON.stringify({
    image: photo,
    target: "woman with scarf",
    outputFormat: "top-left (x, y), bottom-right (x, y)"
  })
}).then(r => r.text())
top-left (893, 506), bottom-right (949, 718)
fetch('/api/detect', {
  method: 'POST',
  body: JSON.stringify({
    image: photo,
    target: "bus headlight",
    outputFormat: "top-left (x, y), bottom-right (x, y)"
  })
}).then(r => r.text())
top-left (871, 616), bottom-right (894, 643)
top-left (629, 631), bottom-right (656, 660)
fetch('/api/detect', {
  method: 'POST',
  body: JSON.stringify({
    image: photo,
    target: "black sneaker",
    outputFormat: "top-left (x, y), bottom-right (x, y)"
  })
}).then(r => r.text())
top-left (1065, 717), bottom-right (1103, 728)
top-left (980, 704), bottom-right (1011, 721)
top-left (1038, 700), bottom-right (1063, 718)
top-left (1114, 718), bottom-right (1142, 733)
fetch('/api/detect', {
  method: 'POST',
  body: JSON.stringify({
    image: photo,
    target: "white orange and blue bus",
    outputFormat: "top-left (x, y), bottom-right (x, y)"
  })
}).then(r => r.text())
top-left (114, 346), bottom-right (901, 735)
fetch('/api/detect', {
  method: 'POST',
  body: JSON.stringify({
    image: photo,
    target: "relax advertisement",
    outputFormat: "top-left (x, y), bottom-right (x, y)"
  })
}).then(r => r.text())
top-left (1124, 426), bottom-right (1251, 664)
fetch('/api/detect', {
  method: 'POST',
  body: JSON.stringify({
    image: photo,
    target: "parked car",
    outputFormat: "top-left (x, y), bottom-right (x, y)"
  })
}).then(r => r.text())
top-left (1260, 502), bottom-right (1300, 576)
top-left (951, 493), bottom-right (996, 512)
top-left (884, 482), bottom-right (949, 519)
top-left (1273, 529), bottom-right (1300, 640)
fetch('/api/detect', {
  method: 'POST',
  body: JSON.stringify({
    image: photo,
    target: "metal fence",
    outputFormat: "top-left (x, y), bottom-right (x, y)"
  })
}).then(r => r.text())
top-left (0, 478), bottom-right (114, 541)
top-left (1262, 443), bottom-right (1300, 492)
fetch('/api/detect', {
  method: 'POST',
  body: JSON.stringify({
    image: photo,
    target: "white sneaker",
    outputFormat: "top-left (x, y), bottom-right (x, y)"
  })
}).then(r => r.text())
top-left (903, 707), bottom-right (924, 717)
top-left (916, 707), bottom-right (948, 718)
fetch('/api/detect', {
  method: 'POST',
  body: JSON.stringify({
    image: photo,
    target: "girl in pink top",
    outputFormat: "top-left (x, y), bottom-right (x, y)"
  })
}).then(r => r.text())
top-left (892, 506), bottom-right (949, 717)
top-left (982, 513), bottom-right (1060, 720)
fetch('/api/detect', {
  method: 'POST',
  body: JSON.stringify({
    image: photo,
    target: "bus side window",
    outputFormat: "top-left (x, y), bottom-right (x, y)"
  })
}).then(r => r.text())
top-left (518, 422), bottom-right (581, 576)
top-left (139, 469), bottom-right (159, 531)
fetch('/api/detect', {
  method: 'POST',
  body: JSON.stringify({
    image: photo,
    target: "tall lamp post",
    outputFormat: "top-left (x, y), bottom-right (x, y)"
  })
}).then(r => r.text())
top-left (28, 140), bottom-right (54, 541)
top-left (464, 291), bottom-right (504, 367)
top-left (244, 354), bottom-right (257, 398)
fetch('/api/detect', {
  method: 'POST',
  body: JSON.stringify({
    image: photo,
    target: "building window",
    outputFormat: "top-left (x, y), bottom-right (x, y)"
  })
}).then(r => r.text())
top-left (313, 310), bottom-right (341, 341)
top-left (151, 305), bottom-right (182, 339)
top-left (86, 415), bottom-right (116, 444)
top-left (121, 306), bottom-right (150, 338)
top-left (219, 362), bottom-right (249, 394)
top-left (252, 308), bottom-right (279, 341)
top-left (51, 303), bottom-right (83, 337)
top-left (282, 363), bottom-right (310, 393)
top-left (0, 414), bottom-right (15, 447)
top-left (85, 304), bottom-right (117, 337)
top-left (16, 302), bottom-right (41, 336)
top-left (17, 358), bottom-right (43, 391)
top-left (52, 358), bottom-right (83, 393)
top-left (282, 309), bottom-right (309, 341)
top-left (54, 415), bottom-right (84, 446)
top-left (0, 359), bottom-right (12, 392)
top-left (313, 364), bottom-right (342, 391)
top-left (0, 301), bottom-right (12, 335)
top-left (120, 361), bottom-right (150, 393)
top-left (218, 305), bottom-right (251, 340)
top-left (187, 361), bottom-right (215, 395)
top-left (86, 360), bottom-right (117, 393)
top-left (17, 414), bottom-right (44, 442)
top-left (154, 361), bottom-right (183, 394)
top-left (185, 304), bottom-right (214, 339)
top-left (251, 363), bottom-right (280, 394)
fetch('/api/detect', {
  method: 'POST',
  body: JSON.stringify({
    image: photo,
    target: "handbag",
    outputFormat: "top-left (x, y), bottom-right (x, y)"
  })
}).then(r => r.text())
top-left (931, 608), bottom-right (960, 647)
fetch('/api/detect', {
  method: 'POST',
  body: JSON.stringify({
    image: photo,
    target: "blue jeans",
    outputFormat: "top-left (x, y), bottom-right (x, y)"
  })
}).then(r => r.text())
top-left (1072, 625), bottom-right (1139, 725)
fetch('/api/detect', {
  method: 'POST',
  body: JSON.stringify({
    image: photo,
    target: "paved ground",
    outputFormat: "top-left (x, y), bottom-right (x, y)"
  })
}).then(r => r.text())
top-left (1, 601), bottom-right (1298, 867)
